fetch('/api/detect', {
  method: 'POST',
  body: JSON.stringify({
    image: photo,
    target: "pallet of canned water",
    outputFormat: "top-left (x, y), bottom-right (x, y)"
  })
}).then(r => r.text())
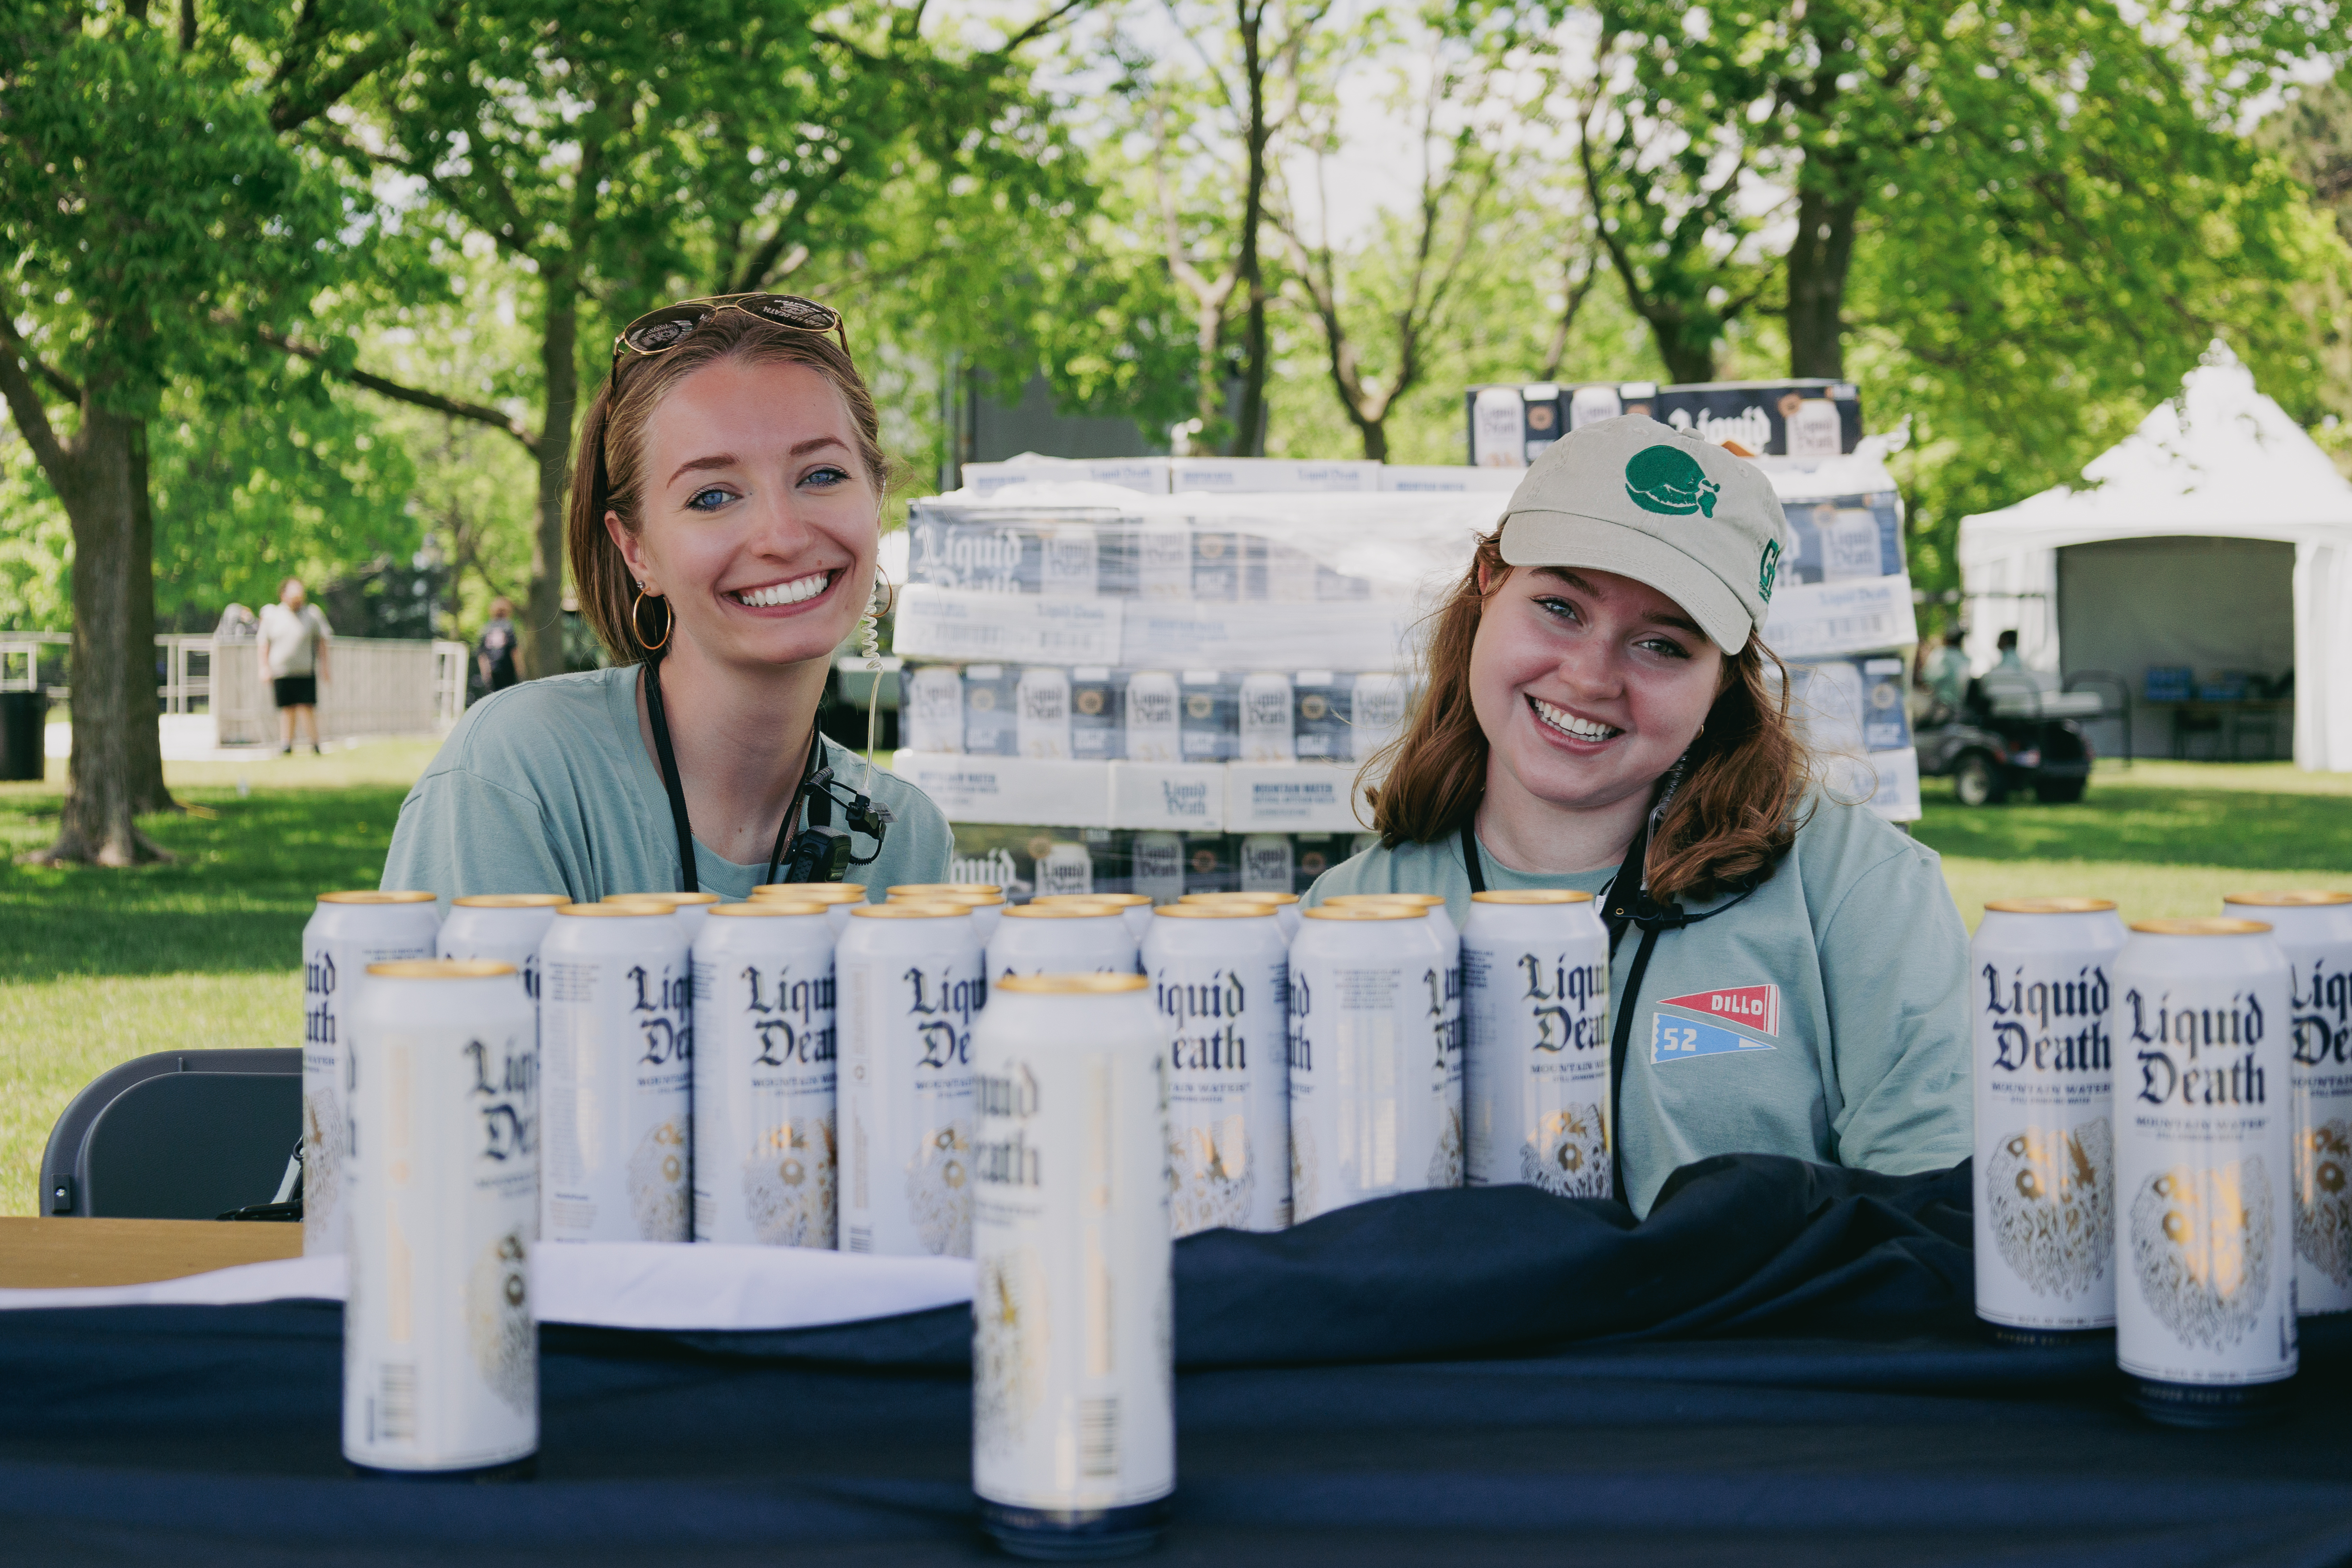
top-left (941, 824), bottom-right (1380, 904)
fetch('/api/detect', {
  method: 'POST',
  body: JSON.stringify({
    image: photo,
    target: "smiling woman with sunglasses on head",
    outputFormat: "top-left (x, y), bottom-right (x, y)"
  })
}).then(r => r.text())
top-left (382, 295), bottom-right (953, 905)
top-left (1307, 416), bottom-right (1971, 1217)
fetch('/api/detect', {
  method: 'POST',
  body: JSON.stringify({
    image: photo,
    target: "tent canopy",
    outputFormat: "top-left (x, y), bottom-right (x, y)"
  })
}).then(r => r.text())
top-left (1958, 343), bottom-right (2352, 771)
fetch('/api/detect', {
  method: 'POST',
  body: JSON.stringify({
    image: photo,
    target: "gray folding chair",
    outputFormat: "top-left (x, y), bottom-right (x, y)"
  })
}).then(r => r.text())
top-left (41, 1049), bottom-right (301, 1219)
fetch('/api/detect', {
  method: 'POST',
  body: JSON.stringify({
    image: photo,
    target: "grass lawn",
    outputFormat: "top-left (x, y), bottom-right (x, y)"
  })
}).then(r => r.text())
top-left (1, 747), bottom-right (2348, 1216)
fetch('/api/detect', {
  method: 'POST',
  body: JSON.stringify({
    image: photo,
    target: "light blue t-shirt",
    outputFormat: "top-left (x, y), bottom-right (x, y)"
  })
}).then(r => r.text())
top-left (1306, 797), bottom-right (1971, 1215)
top-left (381, 666), bottom-right (953, 906)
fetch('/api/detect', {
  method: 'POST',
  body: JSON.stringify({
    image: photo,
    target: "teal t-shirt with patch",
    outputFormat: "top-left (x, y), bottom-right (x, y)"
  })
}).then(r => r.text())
top-left (380, 666), bottom-right (953, 907)
top-left (1306, 798), bottom-right (1971, 1215)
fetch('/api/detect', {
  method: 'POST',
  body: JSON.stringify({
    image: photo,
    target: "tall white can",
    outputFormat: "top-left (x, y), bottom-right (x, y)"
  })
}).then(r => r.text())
top-left (1041, 526), bottom-right (1100, 597)
top-left (537, 903), bottom-right (693, 1242)
top-left (2115, 917), bottom-right (2298, 1425)
top-left (343, 960), bottom-right (537, 1474)
top-left (1348, 672), bottom-right (1408, 760)
top-left (836, 902), bottom-right (985, 1256)
top-left (1460, 891), bottom-right (1611, 1198)
top-left (1971, 898), bottom-right (2127, 1339)
top-left (1287, 904), bottom-right (1463, 1223)
top-left (1325, 895), bottom-right (1463, 1127)
top-left (754, 881), bottom-right (869, 938)
top-left (1036, 892), bottom-right (1156, 946)
top-left (302, 890), bottom-right (441, 1258)
top-left (1034, 841), bottom-right (1096, 899)
top-left (1123, 671), bottom-right (1182, 762)
top-left (2224, 891), bottom-right (2352, 1316)
top-left (1238, 672), bottom-right (1296, 763)
top-left (692, 901), bottom-right (838, 1248)
top-left (1129, 832), bottom-right (1185, 906)
top-left (971, 975), bottom-right (1174, 1556)
top-left (1017, 667), bottom-right (1074, 760)
top-left (987, 903), bottom-right (1140, 982)
top-left (603, 890), bottom-right (720, 944)
top-left (904, 666), bottom-right (966, 753)
top-left (1146, 903), bottom-right (1291, 1234)
top-left (438, 894), bottom-right (566, 1001)
top-left (1236, 835), bottom-right (1295, 896)
top-left (891, 883), bottom-right (1006, 945)
top-left (1181, 890), bottom-right (1300, 942)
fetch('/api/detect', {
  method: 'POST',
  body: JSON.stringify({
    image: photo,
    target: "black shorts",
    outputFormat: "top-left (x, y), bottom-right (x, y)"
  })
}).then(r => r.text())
top-left (272, 675), bottom-right (318, 709)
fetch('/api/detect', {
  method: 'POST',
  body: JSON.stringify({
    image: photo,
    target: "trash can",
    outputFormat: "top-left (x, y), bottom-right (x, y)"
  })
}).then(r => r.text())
top-left (0, 689), bottom-right (49, 781)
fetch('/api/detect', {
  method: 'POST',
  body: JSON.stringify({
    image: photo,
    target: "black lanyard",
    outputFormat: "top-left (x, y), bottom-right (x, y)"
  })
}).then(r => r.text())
top-left (641, 657), bottom-right (821, 893)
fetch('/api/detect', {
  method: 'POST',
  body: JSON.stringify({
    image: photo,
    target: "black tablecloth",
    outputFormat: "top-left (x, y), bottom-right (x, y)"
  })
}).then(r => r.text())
top-left (5, 1155), bottom-right (2348, 1567)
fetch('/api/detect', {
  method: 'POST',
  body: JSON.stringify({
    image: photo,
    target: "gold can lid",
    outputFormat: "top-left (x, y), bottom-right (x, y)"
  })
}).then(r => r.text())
top-left (852, 901), bottom-right (971, 919)
top-left (2130, 917), bottom-right (2274, 936)
top-left (1303, 904), bottom-right (1421, 922)
top-left (558, 900), bottom-right (675, 918)
top-left (1983, 897), bottom-right (2118, 915)
top-left (1181, 891), bottom-right (1299, 906)
top-left (996, 973), bottom-right (1150, 994)
top-left (602, 891), bottom-right (722, 908)
top-left (318, 890), bottom-right (436, 905)
top-left (1157, 902), bottom-right (1274, 919)
top-left (711, 901), bottom-right (827, 918)
top-left (1035, 893), bottom-right (1151, 908)
top-left (451, 892), bottom-right (568, 909)
top-left (365, 958), bottom-right (515, 980)
top-left (1470, 889), bottom-right (1594, 905)
top-left (1326, 893), bottom-right (1444, 910)
top-left (2223, 890), bottom-right (2352, 908)
top-left (752, 883), bottom-right (867, 903)
top-left (1003, 902), bottom-right (1125, 920)
top-left (893, 890), bottom-right (1003, 907)
top-left (889, 882), bottom-right (1002, 897)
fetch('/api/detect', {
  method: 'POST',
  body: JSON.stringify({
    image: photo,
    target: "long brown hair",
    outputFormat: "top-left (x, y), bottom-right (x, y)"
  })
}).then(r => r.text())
top-left (1363, 527), bottom-right (1812, 903)
top-left (566, 309), bottom-right (888, 666)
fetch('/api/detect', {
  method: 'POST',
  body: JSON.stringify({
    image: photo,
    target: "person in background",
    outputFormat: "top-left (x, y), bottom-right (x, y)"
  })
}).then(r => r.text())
top-left (257, 578), bottom-right (331, 756)
top-left (1994, 628), bottom-right (2024, 670)
top-left (1920, 625), bottom-right (1969, 718)
top-left (476, 597), bottom-right (521, 694)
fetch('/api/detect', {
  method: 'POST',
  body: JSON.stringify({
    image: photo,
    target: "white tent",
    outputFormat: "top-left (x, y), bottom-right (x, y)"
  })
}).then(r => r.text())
top-left (1958, 343), bottom-right (2352, 771)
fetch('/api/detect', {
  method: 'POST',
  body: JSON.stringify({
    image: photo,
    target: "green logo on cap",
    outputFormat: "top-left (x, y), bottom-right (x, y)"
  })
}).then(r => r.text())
top-left (1624, 445), bottom-right (1719, 518)
top-left (1759, 539), bottom-right (1782, 603)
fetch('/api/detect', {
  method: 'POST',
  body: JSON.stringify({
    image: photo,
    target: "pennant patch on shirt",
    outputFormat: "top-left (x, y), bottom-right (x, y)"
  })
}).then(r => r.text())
top-left (1657, 983), bottom-right (1780, 1037)
top-left (1651, 1013), bottom-right (1777, 1065)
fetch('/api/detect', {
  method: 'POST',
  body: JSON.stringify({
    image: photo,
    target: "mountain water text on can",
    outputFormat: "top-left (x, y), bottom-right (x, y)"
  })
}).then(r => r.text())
top-left (343, 960), bottom-right (537, 1474)
top-left (537, 903), bottom-right (693, 1242)
top-left (2225, 891), bottom-right (2352, 1316)
top-left (836, 902), bottom-right (985, 1256)
top-left (303, 890), bottom-right (441, 1258)
top-left (692, 902), bottom-right (838, 1247)
top-left (1287, 904), bottom-right (1463, 1222)
top-left (971, 974), bottom-right (1174, 1556)
top-left (1461, 891), bottom-right (1611, 1199)
top-left (1972, 898), bottom-right (2127, 1338)
top-left (1147, 903), bottom-right (1291, 1234)
top-left (2114, 918), bottom-right (2297, 1425)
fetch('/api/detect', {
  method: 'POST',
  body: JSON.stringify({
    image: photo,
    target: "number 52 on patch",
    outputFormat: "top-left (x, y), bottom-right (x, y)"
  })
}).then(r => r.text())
top-left (1650, 1013), bottom-right (1776, 1064)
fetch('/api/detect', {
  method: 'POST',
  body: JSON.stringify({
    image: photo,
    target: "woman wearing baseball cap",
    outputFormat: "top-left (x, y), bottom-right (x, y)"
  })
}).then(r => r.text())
top-left (1309, 416), bottom-right (1968, 1217)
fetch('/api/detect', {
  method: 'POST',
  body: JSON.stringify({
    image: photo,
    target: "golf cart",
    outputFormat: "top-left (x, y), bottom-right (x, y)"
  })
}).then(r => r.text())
top-left (1913, 669), bottom-right (2099, 806)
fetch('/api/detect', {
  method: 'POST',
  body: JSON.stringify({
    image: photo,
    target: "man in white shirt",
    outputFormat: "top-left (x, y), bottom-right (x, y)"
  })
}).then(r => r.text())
top-left (257, 578), bottom-right (331, 755)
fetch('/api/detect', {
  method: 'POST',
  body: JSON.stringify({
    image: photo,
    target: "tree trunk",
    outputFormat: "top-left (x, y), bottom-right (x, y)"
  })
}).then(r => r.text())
top-left (1785, 180), bottom-right (1861, 380)
top-left (1230, 0), bottom-right (1270, 458)
top-left (1655, 329), bottom-right (1718, 387)
top-left (1358, 418), bottom-right (1387, 463)
top-left (524, 290), bottom-right (579, 681)
top-left (32, 405), bottom-right (172, 866)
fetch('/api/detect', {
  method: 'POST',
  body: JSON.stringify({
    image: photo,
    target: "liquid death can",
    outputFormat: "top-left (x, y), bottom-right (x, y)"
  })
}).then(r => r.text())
top-left (1347, 672), bottom-right (1408, 760)
top-left (1237, 834), bottom-right (1295, 896)
top-left (1971, 898), bottom-right (2127, 1343)
top-left (971, 974), bottom-right (1174, 1557)
top-left (1182, 890), bottom-right (1300, 941)
top-left (1238, 673), bottom-right (1296, 763)
top-left (303, 890), bottom-right (441, 1258)
top-left (692, 902), bottom-right (838, 1248)
top-left (2114, 918), bottom-right (2297, 1425)
top-left (891, 883), bottom-right (1006, 944)
top-left (438, 894), bottom-right (566, 1002)
top-left (753, 881), bottom-right (869, 938)
top-left (1037, 891), bottom-right (1156, 946)
top-left (836, 902), bottom-right (985, 1256)
top-left (987, 903), bottom-right (1140, 982)
top-left (1325, 895), bottom-right (1463, 1127)
top-left (602, 890), bottom-right (720, 945)
top-left (1017, 666), bottom-right (1074, 759)
top-left (902, 665), bottom-right (965, 753)
top-left (1288, 904), bottom-right (1463, 1223)
top-left (1146, 903), bottom-right (1291, 1234)
top-left (2224, 891), bottom-right (2352, 1316)
top-left (537, 903), bottom-right (693, 1242)
top-left (1460, 891), bottom-right (1611, 1198)
top-left (1123, 672), bottom-right (1181, 762)
top-left (1130, 832), bottom-right (1185, 906)
top-left (343, 960), bottom-right (537, 1476)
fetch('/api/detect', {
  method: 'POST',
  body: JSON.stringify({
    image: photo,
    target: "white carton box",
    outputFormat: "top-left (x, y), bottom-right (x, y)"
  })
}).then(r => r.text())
top-left (1120, 599), bottom-right (1410, 672)
top-left (1818, 746), bottom-right (1923, 824)
top-left (1107, 762), bottom-right (1228, 831)
top-left (961, 456), bottom-right (1172, 497)
top-left (892, 584), bottom-right (1124, 665)
top-left (1169, 458), bottom-right (1381, 493)
top-left (1375, 466), bottom-right (1523, 493)
top-left (1760, 575), bottom-right (1919, 662)
top-left (1223, 763), bottom-right (1367, 834)
top-left (888, 753), bottom-right (1112, 828)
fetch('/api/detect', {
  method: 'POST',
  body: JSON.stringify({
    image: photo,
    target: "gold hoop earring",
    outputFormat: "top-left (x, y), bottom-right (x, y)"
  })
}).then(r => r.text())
top-left (632, 587), bottom-right (672, 653)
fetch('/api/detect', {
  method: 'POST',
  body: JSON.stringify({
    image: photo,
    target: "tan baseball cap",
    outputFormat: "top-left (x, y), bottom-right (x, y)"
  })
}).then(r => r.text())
top-left (1497, 415), bottom-right (1791, 655)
